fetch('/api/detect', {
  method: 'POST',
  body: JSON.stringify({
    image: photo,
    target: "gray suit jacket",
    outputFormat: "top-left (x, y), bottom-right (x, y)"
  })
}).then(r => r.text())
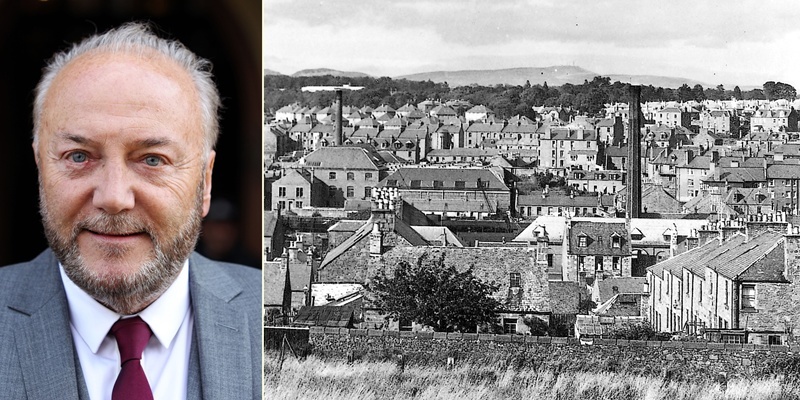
top-left (0, 250), bottom-right (262, 400)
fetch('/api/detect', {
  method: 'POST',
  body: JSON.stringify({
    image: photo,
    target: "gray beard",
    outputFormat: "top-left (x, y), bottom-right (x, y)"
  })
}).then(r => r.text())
top-left (40, 181), bottom-right (204, 315)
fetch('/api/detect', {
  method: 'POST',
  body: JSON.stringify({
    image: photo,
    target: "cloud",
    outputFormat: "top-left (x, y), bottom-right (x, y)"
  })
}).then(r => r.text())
top-left (263, 0), bottom-right (800, 85)
top-left (265, 0), bottom-right (800, 49)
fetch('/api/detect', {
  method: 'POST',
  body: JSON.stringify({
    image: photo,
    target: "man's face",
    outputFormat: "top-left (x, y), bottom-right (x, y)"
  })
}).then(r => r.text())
top-left (34, 51), bottom-right (215, 314)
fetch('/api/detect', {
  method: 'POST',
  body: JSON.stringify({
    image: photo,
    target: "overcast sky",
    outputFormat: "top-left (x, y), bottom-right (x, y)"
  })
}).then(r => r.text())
top-left (263, 0), bottom-right (800, 88)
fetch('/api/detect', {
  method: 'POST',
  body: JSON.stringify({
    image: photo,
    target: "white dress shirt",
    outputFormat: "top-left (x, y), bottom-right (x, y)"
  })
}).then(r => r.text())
top-left (60, 262), bottom-right (193, 400)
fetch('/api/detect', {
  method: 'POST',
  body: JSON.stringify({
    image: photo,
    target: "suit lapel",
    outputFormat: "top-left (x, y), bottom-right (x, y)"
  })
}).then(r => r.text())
top-left (9, 250), bottom-right (86, 400)
top-left (188, 254), bottom-right (254, 400)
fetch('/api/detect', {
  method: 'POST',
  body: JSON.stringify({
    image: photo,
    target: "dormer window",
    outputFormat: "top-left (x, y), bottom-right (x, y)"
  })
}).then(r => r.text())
top-left (509, 273), bottom-right (521, 288)
top-left (611, 235), bottom-right (621, 248)
top-left (578, 235), bottom-right (588, 247)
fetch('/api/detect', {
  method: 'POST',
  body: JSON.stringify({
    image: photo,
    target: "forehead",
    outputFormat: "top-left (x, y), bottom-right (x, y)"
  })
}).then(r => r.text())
top-left (40, 50), bottom-right (202, 140)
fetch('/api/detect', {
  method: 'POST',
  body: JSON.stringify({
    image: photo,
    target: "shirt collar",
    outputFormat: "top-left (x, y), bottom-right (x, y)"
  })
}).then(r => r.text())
top-left (60, 260), bottom-right (191, 354)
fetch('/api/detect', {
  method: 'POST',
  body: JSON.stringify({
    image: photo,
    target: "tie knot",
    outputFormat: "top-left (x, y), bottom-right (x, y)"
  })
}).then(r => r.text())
top-left (111, 316), bottom-right (152, 364)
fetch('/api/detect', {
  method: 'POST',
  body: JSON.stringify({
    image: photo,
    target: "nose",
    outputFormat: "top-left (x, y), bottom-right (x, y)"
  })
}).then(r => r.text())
top-left (92, 160), bottom-right (135, 214)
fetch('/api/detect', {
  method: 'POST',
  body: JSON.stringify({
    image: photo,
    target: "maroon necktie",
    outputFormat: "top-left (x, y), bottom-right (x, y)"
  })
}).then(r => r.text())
top-left (110, 317), bottom-right (154, 400)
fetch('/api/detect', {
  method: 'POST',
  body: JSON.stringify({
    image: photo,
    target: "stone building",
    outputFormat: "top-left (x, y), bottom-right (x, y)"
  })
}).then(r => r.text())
top-left (299, 144), bottom-right (389, 208)
top-left (564, 218), bottom-right (632, 284)
top-left (379, 166), bottom-right (512, 219)
top-left (270, 168), bottom-right (328, 212)
top-left (312, 189), bottom-right (552, 333)
top-left (647, 213), bottom-right (800, 345)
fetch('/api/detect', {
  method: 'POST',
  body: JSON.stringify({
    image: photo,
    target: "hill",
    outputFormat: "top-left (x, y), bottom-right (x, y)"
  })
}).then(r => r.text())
top-left (264, 68), bottom-right (284, 76)
top-left (396, 66), bottom-right (712, 89)
top-left (292, 68), bottom-right (371, 78)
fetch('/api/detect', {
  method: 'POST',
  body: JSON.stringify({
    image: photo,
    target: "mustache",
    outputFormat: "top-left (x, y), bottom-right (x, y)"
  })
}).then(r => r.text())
top-left (74, 213), bottom-right (153, 238)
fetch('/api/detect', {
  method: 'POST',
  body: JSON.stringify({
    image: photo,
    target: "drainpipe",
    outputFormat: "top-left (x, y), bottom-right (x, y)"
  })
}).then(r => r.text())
top-left (732, 282), bottom-right (740, 329)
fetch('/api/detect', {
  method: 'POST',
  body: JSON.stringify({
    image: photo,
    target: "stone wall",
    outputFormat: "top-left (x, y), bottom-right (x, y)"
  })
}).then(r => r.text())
top-left (308, 327), bottom-right (799, 380)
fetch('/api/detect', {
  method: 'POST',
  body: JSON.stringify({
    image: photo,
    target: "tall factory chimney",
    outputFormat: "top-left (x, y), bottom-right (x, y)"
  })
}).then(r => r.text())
top-left (627, 86), bottom-right (642, 218)
top-left (334, 89), bottom-right (343, 146)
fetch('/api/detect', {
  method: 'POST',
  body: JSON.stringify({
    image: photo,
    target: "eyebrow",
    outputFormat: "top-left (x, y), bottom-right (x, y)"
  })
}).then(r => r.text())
top-left (56, 133), bottom-right (176, 148)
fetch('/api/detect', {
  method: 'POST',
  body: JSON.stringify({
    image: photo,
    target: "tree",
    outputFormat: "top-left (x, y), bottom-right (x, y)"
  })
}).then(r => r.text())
top-left (733, 86), bottom-right (742, 100)
top-left (371, 253), bottom-right (500, 332)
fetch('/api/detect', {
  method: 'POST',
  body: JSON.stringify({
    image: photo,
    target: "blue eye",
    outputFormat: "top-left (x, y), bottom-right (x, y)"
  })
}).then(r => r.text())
top-left (144, 155), bottom-right (162, 166)
top-left (69, 152), bottom-right (87, 163)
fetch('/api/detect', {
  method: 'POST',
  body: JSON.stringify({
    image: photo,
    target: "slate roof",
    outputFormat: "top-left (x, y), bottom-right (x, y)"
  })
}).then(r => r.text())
top-left (507, 115), bottom-right (536, 125)
top-left (647, 231), bottom-right (786, 282)
top-left (328, 220), bottom-right (367, 233)
top-left (467, 105), bottom-right (494, 114)
top-left (598, 277), bottom-right (647, 302)
top-left (467, 122), bottom-right (505, 133)
top-left (302, 145), bottom-right (386, 170)
top-left (380, 167), bottom-right (509, 190)
top-left (548, 127), bottom-right (598, 141)
top-left (431, 105), bottom-right (457, 116)
top-left (681, 193), bottom-right (737, 215)
top-left (708, 167), bottom-right (765, 183)
top-left (319, 217), bottom-right (428, 269)
top-left (426, 148), bottom-right (499, 158)
top-left (767, 164), bottom-right (800, 179)
top-left (725, 188), bottom-right (771, 205)
top-left (292, 305), bottom-right (354, 327)
top-left (513, 215), bottom-right (567, 242)
top-left (411, 226), bottom-right (464, 247)
top-left (263, 261), bottom-right (287, 306)
top-left (568, 220), bottom-right (630, 256)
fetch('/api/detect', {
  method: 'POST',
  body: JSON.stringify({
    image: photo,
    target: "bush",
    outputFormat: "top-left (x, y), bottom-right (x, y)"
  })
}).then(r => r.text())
top-left (606, 322), bottom-right (659, 340)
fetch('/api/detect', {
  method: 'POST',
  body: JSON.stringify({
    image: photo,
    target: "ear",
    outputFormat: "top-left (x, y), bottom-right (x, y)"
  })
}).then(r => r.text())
top-left (201, 151), bottom-right (216, 217)
top-left (32, 141), bottom-right (40, 167)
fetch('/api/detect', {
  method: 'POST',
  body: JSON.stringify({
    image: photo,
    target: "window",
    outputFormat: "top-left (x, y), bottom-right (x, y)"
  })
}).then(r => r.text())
top-left (478, 180), bottom-right (489, 188)
top-left (741, 284), bottom-right (756, 309)
top-left (724, 281), bottom-right (729, 307)
top-left (295, 187), bottom-right (304, 197)
top-left (769, 335), bottom-right (782, 346)
top-left (365, 186), bottom-right (372, 198)
top-left (595, 256), bottom-right (603, 271)
top-left (688, 179), bottom-right (694, 186)
top-left (410, 180), bottom-right (421, 188)
top-left (699, 281), bottom-right (703, 304)
top-left (509, 273), bottom-right (521, 287)
top-left (346, 186), bottom-right (354, 198)
top-left (295, 201), bottom-right (303, 208)
top-left (769, 179), bottom-right (775, 187)
top-left (387, 179), bottom-right (397, 187)
top-left (578, 236), bottom-right (588, 247)
top-left (347, 172), bottom-right (355, 180)
top-left (399, 318), bottom-right (413, 332)
top-left (329, 172), bottom-right (337, 179)
top-left (612, 256), bottom-right (620, 270)
top-left (278, 187), bottom-right (286, 197)
top-left (578, 256), bottom-right (585, 271)
top-left (365, 172), bottom-right (373, 180)
top-left (502, 318), bottom-right (517, 334)
top-left (433, 180), bottom-right (443, 188)
top-left (455, 181), bottom-right (465, 189)
top-left (612, 236), bottom-right (621, 248)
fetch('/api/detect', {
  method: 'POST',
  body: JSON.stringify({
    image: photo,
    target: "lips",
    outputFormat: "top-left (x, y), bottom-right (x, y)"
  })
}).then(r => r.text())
top-left (84, 229), bottom-right (149, 243)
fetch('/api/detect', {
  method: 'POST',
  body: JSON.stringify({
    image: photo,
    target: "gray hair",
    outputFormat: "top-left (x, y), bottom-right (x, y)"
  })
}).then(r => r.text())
top-left (33, 22), bottom-right (220, 154)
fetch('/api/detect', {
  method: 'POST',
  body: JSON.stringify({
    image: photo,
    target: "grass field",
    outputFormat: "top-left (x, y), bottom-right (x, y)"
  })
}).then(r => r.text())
top-left (264, 352), bottom-right (800, 400)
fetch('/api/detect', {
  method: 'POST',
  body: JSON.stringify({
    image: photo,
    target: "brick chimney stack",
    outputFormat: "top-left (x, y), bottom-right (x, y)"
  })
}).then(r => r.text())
top-left (627, 86), bottom-right (642, 218)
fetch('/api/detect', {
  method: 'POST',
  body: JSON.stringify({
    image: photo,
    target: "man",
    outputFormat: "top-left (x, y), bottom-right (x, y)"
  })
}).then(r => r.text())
top-left (0, 23), bottom-right (261, 400)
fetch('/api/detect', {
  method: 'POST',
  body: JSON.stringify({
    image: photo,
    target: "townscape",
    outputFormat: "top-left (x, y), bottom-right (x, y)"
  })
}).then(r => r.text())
top-left (263, 77), bottom-right (800, 351)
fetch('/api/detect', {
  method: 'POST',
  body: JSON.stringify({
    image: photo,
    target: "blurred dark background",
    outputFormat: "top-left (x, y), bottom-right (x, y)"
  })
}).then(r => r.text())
top-left (0, 0), bottom-right (262, 267)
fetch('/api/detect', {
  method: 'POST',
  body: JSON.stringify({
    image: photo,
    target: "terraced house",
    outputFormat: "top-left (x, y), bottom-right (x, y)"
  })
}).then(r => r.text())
top-left (379, 167), bottom-right (513, 219)
top-left (647, 214), bottom-right (800, 345)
